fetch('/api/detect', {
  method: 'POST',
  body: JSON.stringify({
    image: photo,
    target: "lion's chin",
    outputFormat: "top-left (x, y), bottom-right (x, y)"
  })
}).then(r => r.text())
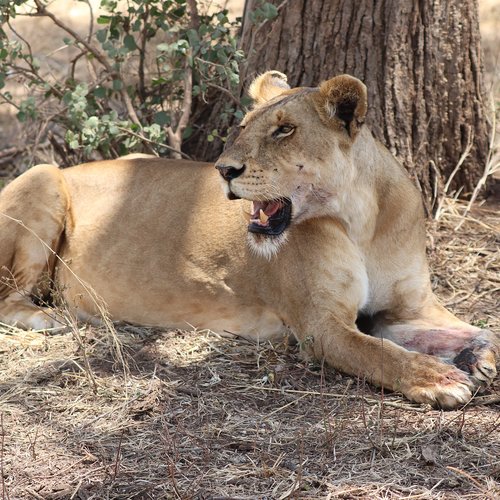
top-left (247, 231), bottom-right (289, 260)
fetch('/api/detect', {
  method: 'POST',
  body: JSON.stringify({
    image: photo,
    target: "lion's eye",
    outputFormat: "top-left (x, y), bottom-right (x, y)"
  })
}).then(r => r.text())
top-left (273, 124), bottom-right (295, 138)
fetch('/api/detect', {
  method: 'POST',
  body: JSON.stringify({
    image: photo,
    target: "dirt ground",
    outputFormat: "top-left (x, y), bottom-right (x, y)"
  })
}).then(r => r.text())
top-left (1, 2), bottom-right (499, 499)
top-left (0, 204), bottom-right (498, 500)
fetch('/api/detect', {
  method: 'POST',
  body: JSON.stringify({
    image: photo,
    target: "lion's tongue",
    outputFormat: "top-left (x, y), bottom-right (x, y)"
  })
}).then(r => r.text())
top-left (251, 200), bottom-right (282, 225)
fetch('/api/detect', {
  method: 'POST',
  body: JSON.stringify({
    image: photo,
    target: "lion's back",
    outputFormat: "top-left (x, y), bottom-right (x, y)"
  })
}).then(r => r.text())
top-left (56, 157), bottom-right (248, 322)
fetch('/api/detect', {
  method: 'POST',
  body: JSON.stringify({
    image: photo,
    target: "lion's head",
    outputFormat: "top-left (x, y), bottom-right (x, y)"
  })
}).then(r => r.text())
top-left (215, 71), bottom-right (368, 258)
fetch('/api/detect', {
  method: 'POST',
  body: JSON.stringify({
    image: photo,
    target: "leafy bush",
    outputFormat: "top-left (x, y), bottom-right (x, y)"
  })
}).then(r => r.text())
top-left (0, 0), bottom-right (245, 163)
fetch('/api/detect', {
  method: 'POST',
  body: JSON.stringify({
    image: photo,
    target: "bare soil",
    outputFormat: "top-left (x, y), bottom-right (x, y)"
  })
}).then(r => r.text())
top-left (0, 199), bottom-right (498, 499)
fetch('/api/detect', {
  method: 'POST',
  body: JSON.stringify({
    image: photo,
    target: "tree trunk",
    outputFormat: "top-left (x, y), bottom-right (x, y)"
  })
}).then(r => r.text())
top-left (188, 0), bottom-right (490, 214)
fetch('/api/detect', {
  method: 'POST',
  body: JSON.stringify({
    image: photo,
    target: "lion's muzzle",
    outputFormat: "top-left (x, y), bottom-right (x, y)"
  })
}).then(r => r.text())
top-left (215, 162), bottom-right (246, 200)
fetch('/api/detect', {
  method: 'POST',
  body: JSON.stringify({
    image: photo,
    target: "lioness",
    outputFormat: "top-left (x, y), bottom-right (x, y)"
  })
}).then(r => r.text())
top-left (0, 72), bottom-right (497, 408)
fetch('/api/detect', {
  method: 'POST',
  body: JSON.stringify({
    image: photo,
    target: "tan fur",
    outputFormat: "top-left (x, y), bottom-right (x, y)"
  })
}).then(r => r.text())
top-left (0, 72), bottom-right (497, 409)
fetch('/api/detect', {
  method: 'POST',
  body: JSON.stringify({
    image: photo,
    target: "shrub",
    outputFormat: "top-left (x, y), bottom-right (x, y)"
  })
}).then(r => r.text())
top-left (0, 0), bottom-right (245, 164)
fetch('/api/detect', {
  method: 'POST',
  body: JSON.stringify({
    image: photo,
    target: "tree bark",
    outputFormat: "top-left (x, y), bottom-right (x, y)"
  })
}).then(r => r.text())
top-left (189, 0), bottom-right (490, 213)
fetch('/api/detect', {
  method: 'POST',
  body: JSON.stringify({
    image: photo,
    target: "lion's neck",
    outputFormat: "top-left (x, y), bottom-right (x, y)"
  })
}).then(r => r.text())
top-left (330, 127), bottom-right (423, 249)
top-left (342, 127), bottom-right (424, 248)
top-left (333, 182), bottom-right (378, 245)
top-left (327, 129), bottom-right (380, 245)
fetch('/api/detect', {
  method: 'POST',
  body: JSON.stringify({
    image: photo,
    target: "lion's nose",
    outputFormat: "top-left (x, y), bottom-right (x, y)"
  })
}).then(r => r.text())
top-left (215, 163), bottom-right (246, 181)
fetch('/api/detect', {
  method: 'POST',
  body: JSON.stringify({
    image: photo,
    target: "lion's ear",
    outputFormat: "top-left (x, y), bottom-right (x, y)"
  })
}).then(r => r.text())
top-left (248, 71), bottom-right (290, 105)
top-left (316, 75), bottom-right (367, 137)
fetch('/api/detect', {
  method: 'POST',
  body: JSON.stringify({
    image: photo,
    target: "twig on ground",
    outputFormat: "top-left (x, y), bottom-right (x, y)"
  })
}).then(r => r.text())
top-left (0, 414), bottom-right (9, 500)
top-left (232, 384), bottom-right (429, 412)
top-left (111, 430), bottom-right (124, 482)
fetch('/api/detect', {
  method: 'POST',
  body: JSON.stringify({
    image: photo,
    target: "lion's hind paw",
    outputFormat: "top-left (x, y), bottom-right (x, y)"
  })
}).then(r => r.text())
top-left (453, 331), bottom-right (498, 388)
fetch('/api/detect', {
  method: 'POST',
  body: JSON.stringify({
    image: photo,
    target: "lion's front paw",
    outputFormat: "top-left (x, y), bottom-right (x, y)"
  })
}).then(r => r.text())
top-left (453, 330), bottom-right (499, 388)
top-left (401, 354), bottom-right (474, 409)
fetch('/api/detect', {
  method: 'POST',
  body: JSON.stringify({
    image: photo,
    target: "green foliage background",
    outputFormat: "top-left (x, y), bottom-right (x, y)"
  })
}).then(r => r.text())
top-left (0, 0), bottom-right (277, 164)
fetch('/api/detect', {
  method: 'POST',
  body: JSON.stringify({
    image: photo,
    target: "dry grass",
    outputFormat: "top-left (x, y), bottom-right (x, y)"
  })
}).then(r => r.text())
top-left (0, 199), bottom-right (498, 500)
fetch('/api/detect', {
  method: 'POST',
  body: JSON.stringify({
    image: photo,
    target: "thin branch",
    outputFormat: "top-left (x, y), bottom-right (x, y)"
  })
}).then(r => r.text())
top-left (116, 126), bottom-right (192, 160)
top-left (164, 0), bottom-right (199, 156)
top-left (187, 0), bottom-right (201, 31)
top-left (82, 0), bottom-right (94, 44)
top-left (31, 0), bottom-right (141, 127)
top-left (1, 414), bottom-right (9, 500)
top-left (6, 22), bottom-right (64, 99)
top-left (0, 92), bottom-right (21, 110)
top-left (120, 84), bottom-right (142, 126)
top-left (166, 54), bottom-right (193, 156)
top-left (69, 51), bottom-right (86, 81)
top-left (434, 127), bottom-right (474, 221)
top-left (0, 147), bottom-right (19, 159)
top-left (138, 4), bottom-right (150, 104)
top-left (112, 430), bottom-right (125, 482)
top-left (7, 20), bottom-right (34, 62)
top-left (205, 82), bottom-right (240, 106)
top-left (32, 0), bottom-right (112, 73)
top-left (443, 127), bottom-right (474, 194)
top-left (177, 58), bottom-right (193, 136)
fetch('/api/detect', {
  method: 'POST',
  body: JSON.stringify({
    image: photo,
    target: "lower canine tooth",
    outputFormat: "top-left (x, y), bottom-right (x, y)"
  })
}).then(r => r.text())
top-left (259, 209), bottom-right (269, 223)
top-left (242, 210), bottom-right (252, 222)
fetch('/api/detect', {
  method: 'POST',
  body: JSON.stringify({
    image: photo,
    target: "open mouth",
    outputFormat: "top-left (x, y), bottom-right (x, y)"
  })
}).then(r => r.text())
top-left (248, 198), bottom-right (292, 237)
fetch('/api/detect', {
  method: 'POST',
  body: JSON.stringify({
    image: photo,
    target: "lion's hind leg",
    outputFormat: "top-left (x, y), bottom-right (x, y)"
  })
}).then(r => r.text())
top-left (372, 303), bottom-right (499, 390)
top-left (0, 164), bottom-right (70, 330)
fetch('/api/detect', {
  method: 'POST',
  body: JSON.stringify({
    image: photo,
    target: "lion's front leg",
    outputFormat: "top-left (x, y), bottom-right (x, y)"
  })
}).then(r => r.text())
top-left (298, 316), bottom-right (475, 408)
top-left (273, 221), bottom-right (478, 409)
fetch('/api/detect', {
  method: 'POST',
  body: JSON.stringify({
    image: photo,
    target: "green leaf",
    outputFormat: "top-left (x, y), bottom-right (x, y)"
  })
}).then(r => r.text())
top-left (153, 111), bottom-right (170, 126)
top-left (96, 29), bottom-right (108, 43)
top-left (112, 79), bottom-right (123, 91)
top-left (123, 34), bottom-right (137, 51)
top-left (93, 86), bottom-right (107, 98)
top-left (199, 24), bottom-right (208, 36)
top-left (100, 0), bottom-right (118, 12)
top-left (97, 15), bottom-right (111, 25)
top-left (216, 49), bottom-right (228, 64)
top-left (182, 126), bottom-right (192, 140)
top-left (186, 29), bottom-right (199, 47)
top-left (262, 3), bottom-right (278, 20)
top-left (85, 116), bottom-right (99, 129)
